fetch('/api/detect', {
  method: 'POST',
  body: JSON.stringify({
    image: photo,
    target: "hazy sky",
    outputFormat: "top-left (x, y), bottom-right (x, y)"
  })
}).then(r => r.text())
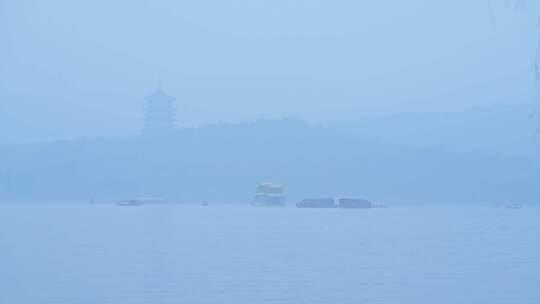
top-left (1, 0), bottom-right (539, 142)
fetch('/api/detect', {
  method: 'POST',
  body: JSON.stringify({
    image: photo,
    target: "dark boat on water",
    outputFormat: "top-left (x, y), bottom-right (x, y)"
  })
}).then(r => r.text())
top-left (338, 198), bottom-right (372, 209)
top-left (296, 198), bottom-right (336, 208)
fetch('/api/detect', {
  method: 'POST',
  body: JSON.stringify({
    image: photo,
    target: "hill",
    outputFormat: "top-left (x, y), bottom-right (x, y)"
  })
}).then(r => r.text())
top-left (0, 117), bottom-right (538, 205)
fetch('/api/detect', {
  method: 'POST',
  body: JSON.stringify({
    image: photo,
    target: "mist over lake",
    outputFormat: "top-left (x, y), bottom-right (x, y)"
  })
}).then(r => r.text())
top-left (2, 203), bottom-right (539, 304)
top-left (1, 0), bottom-right (540, 303)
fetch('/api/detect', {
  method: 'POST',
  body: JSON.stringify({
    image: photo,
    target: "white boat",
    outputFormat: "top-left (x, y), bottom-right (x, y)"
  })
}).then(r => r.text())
top-left (252, 182), bottom-right (286, 207)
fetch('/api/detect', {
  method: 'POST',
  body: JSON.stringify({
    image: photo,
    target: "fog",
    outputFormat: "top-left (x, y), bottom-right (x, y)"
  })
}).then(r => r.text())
top-left (1, 0), bottom-right (539, 142)
top-left (1, 0), bottom-right (540, 204)
top-left (3, 2), bottom-right (540, 304)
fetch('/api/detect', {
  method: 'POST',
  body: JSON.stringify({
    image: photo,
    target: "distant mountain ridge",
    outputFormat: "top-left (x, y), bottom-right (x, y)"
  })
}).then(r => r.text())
top-left (2, 104), bottom-right (538, 159)
top-left (0, 114), bottom-right (538, 205)
top-left (328, 104), bottom-right (539, 160)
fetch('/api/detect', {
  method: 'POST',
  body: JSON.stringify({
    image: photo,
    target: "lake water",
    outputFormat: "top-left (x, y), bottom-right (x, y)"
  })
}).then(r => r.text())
top-left (1, 203), bottom-right (539, 304)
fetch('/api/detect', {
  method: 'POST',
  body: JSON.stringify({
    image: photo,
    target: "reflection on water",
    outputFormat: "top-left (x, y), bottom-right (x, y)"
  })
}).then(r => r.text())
top-left (1, 203), bottom-right (539, 304)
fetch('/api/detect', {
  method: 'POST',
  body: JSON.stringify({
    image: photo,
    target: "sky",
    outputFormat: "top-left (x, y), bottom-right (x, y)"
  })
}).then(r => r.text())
top-left (1, 0), bottom-right (539, 142)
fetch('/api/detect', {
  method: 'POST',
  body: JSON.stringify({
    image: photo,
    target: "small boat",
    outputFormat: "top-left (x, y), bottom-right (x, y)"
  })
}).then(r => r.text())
top-left (116, 197), bottom-right (168, 206)
top-left (116, 199), bottom-right (144, 206)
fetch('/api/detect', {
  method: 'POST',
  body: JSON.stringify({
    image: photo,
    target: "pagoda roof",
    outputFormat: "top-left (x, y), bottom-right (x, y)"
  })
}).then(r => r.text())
top-left (145, 88), bottom-right (175, 103)
top-left (258, 182), bottom-right (283, 188)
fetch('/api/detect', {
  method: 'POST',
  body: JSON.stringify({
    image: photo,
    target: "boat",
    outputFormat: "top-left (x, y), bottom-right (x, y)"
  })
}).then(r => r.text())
top-left (116, 199), bottom-right (144, 206)
top-left (296, 198), bottom-right (336, 208)
top-left (338, 198), bottom-right (372, 209)
top-left (252, 182), bottom-right (286, 207)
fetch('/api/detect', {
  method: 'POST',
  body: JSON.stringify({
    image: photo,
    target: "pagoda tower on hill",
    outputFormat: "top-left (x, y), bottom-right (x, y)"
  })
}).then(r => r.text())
top-left (143, 88), bottom-right (176, 137)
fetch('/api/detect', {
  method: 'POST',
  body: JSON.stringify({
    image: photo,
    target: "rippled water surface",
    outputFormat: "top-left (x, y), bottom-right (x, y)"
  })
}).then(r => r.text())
top-left (1, 203), bottom-right (539, 304)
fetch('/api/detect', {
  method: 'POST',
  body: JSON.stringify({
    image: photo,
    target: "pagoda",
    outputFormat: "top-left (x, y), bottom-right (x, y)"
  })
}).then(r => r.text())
top-left (143, 88), bottom-right (176, 136)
